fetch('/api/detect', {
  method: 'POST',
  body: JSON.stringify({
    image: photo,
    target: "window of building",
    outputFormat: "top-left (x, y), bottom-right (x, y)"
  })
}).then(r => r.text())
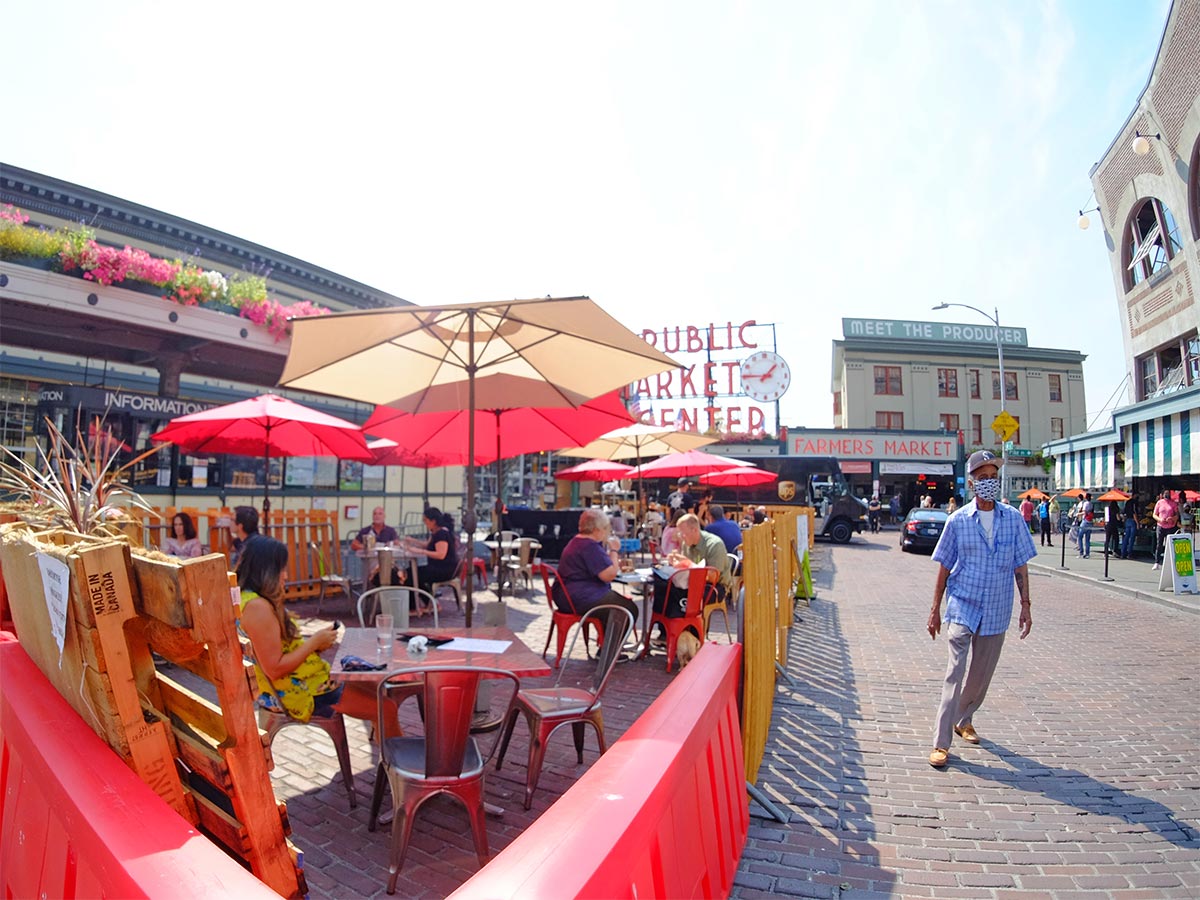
top-left (971, 414), bottom-right (982, 446)
top-left (1051, 417), bottom-right (1063, 440)
top-left (936, 367), bottom-right (955, 396)
top-left (968, 369), bottom-right (980, 399)
top-left (873, 366), bottom-right (902, 395)
top-left (939, 413), bottom-right (959, 433)
top-left (991, 371), bottom-right (1018, 401)
top-left (1187, 336), bottom-right (1200, 386)
top-left (1048, 373), bottom-right (1062, 402)
top-left (1139, 354), bottom-right (1159, 399)
top-left (876, 411), bottom-right (904, 430)
top-left (1125, 197), bottom-right (1183, 288)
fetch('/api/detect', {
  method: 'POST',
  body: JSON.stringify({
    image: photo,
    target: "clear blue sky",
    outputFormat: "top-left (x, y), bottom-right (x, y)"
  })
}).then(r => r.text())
top-left (3, 0), bottom-right (1172, 436)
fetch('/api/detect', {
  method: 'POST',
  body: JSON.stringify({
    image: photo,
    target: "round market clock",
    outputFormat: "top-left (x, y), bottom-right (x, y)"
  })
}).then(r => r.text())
top-left (740, 351), bottom-right (791, 402)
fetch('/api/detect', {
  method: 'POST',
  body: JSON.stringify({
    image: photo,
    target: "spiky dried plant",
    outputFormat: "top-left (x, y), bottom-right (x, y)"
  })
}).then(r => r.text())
top-left (0, 416), bottom-right (160, 536)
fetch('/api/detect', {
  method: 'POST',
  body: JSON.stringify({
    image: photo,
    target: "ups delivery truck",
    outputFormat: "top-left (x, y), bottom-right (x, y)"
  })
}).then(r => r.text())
top-left (723, 455), bottom-right (868, 543)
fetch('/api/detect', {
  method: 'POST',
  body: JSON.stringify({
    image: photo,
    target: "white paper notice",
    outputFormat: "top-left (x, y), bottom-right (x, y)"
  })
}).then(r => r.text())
top-left (434, 638), bottom-right (512, 654)
top-left (37, 552), bottom-right (71, 662)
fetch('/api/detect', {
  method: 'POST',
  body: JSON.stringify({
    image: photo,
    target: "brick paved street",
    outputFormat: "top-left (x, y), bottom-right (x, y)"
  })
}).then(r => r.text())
top-left (736, 531), bottom-right (1200, 899)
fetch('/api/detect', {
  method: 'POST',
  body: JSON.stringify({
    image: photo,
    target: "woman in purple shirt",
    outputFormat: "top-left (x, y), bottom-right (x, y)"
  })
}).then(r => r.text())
top-left (553, 508), bottom-right (638, 621)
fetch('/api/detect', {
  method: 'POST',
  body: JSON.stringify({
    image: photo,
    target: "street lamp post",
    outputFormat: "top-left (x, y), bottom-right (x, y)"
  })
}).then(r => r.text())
top-left (932, 302), bottom-right (1009, 501)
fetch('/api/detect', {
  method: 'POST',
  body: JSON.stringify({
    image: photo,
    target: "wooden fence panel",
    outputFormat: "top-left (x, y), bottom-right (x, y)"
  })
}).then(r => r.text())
top-left (739, 520), bottom-right (776, 784)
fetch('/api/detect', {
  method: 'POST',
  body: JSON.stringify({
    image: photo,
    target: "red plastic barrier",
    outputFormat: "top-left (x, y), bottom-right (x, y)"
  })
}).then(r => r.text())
top-left (452, 642), bottom-right (748, 899)
top-left (0, 637), bottom-right (278, 900)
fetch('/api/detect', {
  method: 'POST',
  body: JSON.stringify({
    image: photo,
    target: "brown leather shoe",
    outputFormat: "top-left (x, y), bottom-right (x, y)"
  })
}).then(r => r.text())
top-left (928, 748), bottom-right (949, 768)
top-left (954, 723), bottom-right (980, 744)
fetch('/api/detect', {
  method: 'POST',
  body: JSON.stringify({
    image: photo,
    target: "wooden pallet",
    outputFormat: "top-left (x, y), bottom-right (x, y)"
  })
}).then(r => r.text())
top-left (0, 524), bottom-right (305, 897)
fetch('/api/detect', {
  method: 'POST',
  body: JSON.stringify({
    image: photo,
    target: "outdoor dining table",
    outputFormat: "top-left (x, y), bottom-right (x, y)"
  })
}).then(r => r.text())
top-left (616, 568), bottom-right (657, 660)
top-left (332, 625), bottom-right (552, 680)
top-left (349, 545), bottom-right (422, 590)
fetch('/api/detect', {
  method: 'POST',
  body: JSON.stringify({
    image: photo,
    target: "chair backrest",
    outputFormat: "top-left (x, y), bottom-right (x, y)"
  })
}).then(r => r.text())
top-left (377, 666), bottom-right (519, 777)
top-left (357, 586), bottom-right (439, 628)
top-left (536, 562), bottom-right (577, 615)
top-left (557, 604), bottom-right (635, 700)
top-left (308, 541), bottom-right (327, 577)
top-left (516, 537), bottom-right (537, 566)
top-left (499, 530), bottom-right (519, 545)
top-left (669, 566), bottom-right (719, 616)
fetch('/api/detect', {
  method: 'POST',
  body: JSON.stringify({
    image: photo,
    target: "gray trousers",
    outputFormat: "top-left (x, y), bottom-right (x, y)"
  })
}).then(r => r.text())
top-left (933, 622), bottom-right (1006, 749)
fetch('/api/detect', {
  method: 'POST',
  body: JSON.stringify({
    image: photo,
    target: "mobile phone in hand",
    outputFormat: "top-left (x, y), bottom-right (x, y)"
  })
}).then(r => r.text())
top-left (332, 620), bottom-right (342, 631)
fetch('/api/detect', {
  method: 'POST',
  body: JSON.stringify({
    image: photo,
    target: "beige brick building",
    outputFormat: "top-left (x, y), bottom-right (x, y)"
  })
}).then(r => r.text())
top-left (832, 317), bottom-right (1087, 501)
top-left (1045, 0), bottom-right (1199, 491)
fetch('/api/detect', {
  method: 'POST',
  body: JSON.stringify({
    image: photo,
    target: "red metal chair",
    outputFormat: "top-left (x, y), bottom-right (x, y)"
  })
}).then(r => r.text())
top-left (367, 665), bottom-right (520, 893)
top-left (649, 566), bottom-right (718, 673)
top-left (495, 604), bottom-right (635, 809)
top-left (536, 563), bottom-right (602, 667)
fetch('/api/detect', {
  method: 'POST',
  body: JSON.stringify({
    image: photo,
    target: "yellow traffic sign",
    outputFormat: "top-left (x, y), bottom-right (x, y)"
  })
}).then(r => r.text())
top-left (991, 411), bottom-right (1019, 442)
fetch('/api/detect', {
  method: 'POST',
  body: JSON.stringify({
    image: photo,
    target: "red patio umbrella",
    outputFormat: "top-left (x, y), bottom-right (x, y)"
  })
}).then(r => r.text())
top-left (631, 449), bottom-right (745, 480)
top-left (151, 393), bottom-right (372, 516)
top-left (362, 390), bottom-right (634, 466)
top-left (554, 459), bottom-right (636, 482)
top-left (1184, 490), bottom-right (1200, 502)
top-left (699, 465), bottom-right (778, 488)
top-left (367, 438), bottom-right (459, 506)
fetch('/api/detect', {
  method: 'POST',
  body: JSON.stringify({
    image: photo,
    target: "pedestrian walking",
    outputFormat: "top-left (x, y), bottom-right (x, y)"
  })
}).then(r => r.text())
top-left (926, 450), bottom-right (1035, 769)
top-left (1019, 496), bottom-right (1035, 534)
top-left (1104, 501), bottom-right (1122, 557)
top-left (1077, 492), bottom-right (1094, 559)
top-left (889, 494), bottom-right (901, 526)
top-left (1151, 489), bottom-right (1180, 571)
top-left (1121, 495), bottom-right (1139, 559)
top-left (867, 495), bottom-right (882, 533)
top-left (1037, 497), bottom-right (1052, 546)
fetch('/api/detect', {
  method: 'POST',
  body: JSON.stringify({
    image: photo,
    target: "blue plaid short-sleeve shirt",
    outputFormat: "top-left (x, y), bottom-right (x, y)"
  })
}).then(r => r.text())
top-left (931, 500), bottom-right (1037, 636)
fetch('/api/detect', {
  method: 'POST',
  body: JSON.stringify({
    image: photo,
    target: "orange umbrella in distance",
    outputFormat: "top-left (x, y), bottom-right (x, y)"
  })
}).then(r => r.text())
top-left (1016, 488), bottom-right (1050, 501)
top-left (1057, 488), bottom-right (1086, 499)
top-left (1096, 489), bottom-right (1131, 502)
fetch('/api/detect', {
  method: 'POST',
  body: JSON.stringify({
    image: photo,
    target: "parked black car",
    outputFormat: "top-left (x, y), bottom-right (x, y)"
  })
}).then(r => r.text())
top-left (900, 509), bottom-right (949, 553)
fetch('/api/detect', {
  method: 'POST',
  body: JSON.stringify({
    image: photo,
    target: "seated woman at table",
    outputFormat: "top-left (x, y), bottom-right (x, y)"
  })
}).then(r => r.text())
top-left (660, 508), bottom-right (685, 556)
top-left (162, 512), bottom-right (203, 559)
top-left (238, 536), bottom-right (394, 733)
top-left (402, 506), bottom-right (458, 595)
top-left (553, 508), bottom-right (638, 621)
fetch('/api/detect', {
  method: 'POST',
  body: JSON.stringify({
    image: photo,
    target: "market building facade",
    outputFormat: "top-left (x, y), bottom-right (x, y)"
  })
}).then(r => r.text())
top-left (0, 164), bottom-right (466, 539)
top-left (832, 317), bottom-right (1087, 504)
top-left (1044, 0), bottom-right (1200, 498)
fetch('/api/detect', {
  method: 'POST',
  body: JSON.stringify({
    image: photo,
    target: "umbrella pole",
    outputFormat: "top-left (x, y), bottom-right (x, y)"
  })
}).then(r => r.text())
top-left (463, 314), bottom-right (477, 627)
top-left (262, 427), bottom-right (271, 531)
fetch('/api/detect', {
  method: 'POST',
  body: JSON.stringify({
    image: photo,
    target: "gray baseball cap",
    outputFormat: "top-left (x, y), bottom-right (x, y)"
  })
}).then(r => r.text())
top-left (967, 449), bottom-right (1000, 474)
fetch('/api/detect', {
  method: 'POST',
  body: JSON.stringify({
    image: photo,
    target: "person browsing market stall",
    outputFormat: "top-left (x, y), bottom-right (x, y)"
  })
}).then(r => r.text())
top-left (925, 450), bottom-right (1036, 769)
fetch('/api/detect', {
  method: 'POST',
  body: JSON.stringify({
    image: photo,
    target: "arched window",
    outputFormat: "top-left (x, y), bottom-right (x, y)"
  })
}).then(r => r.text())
top-left (1125, 197), bottom-right (1182, 289)
top-left (1190, 137), bottom-right (1199, 241)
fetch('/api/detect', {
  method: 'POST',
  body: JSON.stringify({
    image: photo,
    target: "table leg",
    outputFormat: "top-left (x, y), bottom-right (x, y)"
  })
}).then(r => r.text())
top-left (638, 583), bottom-right (654, 660)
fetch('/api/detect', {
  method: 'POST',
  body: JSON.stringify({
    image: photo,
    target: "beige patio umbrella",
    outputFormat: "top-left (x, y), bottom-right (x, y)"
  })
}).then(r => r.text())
top-left (278, 296), bottom-right (677, 624)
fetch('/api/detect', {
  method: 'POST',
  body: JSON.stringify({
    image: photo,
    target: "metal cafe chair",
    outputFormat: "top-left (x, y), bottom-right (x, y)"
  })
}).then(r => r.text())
top-left (368, 666), bottom-right (520, 892)
top-left (535, 563), bottom-right (603, 667)
top-left (495, 604), bottom-right (635, 810)
top-left (357, 586), bottom-right (440, 629)
top-left (649, 566), bottom-right (718, 673)
top-left (308, 540), bottom-right (358, 615)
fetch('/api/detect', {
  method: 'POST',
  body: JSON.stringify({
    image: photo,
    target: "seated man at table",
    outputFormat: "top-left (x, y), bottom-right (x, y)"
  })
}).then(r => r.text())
top-left (351, 506), bottom-right (399, 551)
top-left (653, 513), bottom-right (732, 617)
top-left (704, 505), bottom-right (742, 554)
top-left (553, 508), bottom-right (638, 621)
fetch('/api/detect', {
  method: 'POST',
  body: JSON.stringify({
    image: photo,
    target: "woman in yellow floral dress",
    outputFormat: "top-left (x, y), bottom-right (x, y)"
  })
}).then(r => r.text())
top-left (239, 536), bottom-right (391, 730)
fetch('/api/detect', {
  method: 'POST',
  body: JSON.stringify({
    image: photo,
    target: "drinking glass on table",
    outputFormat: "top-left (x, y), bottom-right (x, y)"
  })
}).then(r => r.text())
top-left (375, 613), bottom-right (394, 658)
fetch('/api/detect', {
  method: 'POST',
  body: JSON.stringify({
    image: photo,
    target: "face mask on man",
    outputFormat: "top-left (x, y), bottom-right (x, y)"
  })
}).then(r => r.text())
top-left (973, 477), bottom-right (1001, 501)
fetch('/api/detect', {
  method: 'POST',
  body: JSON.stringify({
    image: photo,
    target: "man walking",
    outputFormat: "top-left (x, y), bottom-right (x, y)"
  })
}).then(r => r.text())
top-left (926, 450), bottom-right (1036, 769)
top-left (1019, 495), bottom-right (1035, 534)
top-left (1037, 496), bottom-right (1052, 547)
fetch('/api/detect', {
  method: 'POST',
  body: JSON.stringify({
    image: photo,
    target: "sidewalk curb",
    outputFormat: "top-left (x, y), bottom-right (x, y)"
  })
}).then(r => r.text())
top-left (1028, 561), bottom-right (1200, 615)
